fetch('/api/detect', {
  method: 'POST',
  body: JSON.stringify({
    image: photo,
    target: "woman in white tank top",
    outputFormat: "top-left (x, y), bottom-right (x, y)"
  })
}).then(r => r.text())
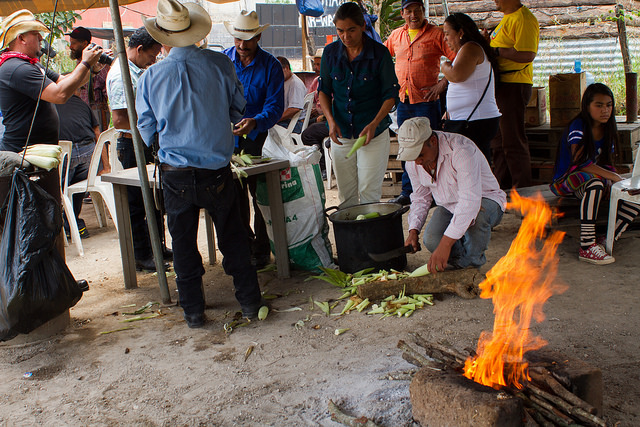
top-left (440, 13), bottom-right (501, 164)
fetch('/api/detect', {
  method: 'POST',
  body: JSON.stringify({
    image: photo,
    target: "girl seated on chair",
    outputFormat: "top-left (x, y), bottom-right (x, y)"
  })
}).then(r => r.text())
top-left (550, 83), bottom-right (640, 265)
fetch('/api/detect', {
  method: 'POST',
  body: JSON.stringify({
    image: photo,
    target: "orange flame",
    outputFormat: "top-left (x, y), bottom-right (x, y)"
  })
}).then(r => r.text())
top-left (463, 191), bottom-right (568, 389)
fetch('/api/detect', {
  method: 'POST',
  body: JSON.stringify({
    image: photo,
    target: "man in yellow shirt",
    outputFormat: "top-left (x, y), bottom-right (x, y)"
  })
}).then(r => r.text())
top-left (489, 0), bottom-right (539, 189)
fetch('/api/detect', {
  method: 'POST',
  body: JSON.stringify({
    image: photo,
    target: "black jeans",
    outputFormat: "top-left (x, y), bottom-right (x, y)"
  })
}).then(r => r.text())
top-left (161, 166), bottom-right (261, 316)
top-left (116, 137), bottom-right (164, 261)
top-left (301, 122), bottom-right (329, 171)
top-left (235, 132), bottom-right (270, 258)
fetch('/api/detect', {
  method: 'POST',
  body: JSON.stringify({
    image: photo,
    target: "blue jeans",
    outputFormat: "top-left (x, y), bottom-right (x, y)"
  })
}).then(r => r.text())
top-left (116, 137), bottom-right (164, 261)
top-left (161, 166), bottom-right (261, 316)
top-left (396, 100), bottom-right (442, 197)
top-left (423, 198), bottom-right (503, 268)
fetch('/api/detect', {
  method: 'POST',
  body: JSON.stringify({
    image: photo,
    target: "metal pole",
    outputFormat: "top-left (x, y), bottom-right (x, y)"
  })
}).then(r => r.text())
top-left (108, 0), bottom-right (171, 304)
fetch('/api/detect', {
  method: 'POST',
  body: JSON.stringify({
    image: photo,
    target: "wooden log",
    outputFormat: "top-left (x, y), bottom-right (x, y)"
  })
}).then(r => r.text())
top-left (526, 393), bottom-right (575, 426)
top-left (430, 0), bottom-right (615, 15)
top-left (356, 268), bottom-right (483, 301)
top-left (518, 392), bottom-right (572, 427)
top-left (526, 407), bottom-right (554, 427)
top-left (528, 383), bottom-right (606, 427)
top-left (409, 332), bottom-right (469, 369)
top-left (397, 339), bottom-right (444, 370)
top-left (328, 400), bottom-right (378, 427)
top-left (529, 367), bottom-right (598, 415)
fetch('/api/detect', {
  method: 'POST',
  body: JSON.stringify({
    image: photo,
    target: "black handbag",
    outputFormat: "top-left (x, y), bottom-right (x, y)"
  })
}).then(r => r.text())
top-left (442, 70), bottom-right (492, 133)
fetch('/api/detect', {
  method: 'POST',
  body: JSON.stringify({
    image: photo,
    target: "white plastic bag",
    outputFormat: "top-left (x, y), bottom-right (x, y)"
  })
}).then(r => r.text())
top-left (256, 128), bottom-right (334, 272)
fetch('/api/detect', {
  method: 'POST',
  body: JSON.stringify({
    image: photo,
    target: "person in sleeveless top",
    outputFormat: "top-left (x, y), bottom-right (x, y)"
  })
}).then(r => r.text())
top-left (440, 13), bottom-right (501, 163)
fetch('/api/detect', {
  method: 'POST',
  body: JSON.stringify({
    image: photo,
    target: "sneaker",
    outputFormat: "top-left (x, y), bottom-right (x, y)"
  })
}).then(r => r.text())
top-left (595, 236), bottom-right (607, 247)
top-left (578, 243), bottom-right (615, 265)
top-left (78, 226), bottom-right (90, 239)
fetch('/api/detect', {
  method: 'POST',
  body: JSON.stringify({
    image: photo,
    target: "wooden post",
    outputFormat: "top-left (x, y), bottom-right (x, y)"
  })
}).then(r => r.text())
top-left (616, 4), bottom-right (631, 73)
top-left (616, 4), bottom-right (638, 122)
top-left (301, 14), bottom-right (308, 71)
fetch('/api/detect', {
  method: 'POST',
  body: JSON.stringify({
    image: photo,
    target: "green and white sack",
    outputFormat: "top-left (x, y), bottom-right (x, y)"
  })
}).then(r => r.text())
top-left (256, 127), bottom-right (334, 272)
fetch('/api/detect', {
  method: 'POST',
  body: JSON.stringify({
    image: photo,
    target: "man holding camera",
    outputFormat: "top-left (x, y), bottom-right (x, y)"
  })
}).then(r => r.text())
top-left (68, 26), bottom-right (111, 132)
top-left (0, 10), bottom-right (103, 152)
top-left (106, 27), bottom-right (168, 272)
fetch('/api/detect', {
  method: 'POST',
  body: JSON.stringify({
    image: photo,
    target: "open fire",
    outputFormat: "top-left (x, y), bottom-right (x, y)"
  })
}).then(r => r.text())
top-left (463, 190), bottom-right (568, 389)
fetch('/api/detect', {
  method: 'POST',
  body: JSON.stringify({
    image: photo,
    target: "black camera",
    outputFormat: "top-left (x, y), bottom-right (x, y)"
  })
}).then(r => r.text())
top-left (88, 43), bottom-right (113, 66)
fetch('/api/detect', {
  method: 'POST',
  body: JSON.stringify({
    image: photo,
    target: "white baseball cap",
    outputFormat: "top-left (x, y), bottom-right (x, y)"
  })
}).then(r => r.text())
top-left (397, 117), bottom-right (432, 161)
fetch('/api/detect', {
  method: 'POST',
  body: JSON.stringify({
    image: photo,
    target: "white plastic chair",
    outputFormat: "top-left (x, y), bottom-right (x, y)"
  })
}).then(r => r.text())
top-left (291, 92), bottom-right (316, 146)
top-left (58, 140), bottom-right (84, 256)
top-left (606, 143), bottom-right (640, 255)
top-left (323, 137), bottom-right (334, 190)
top-left (67, 128), bottom-right (119, 232)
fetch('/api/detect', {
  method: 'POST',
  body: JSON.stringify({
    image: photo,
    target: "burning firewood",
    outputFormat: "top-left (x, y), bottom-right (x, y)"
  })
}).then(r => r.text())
top-left (397, 335), bottom-right (609, 427)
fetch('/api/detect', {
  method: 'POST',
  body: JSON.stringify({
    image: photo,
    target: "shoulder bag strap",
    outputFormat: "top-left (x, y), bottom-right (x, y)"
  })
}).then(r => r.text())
top-left (465, 69), bottom-right (492, 122)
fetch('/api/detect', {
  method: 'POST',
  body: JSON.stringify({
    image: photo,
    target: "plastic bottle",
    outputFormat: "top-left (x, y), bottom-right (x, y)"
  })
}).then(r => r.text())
top-left (574, 60), bottom-right (582, 73)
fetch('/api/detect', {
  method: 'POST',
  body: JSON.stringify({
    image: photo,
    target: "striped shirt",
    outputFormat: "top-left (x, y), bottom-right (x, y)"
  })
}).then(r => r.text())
top-left (406, 131), bottom-right (506, 240)
top-left (552, 117), bottom-right (613, 181)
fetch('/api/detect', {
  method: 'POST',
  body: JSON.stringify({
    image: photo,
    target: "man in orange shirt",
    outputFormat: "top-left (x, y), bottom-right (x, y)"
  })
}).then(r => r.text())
top-left (384, 0), bottom-right (455, 205)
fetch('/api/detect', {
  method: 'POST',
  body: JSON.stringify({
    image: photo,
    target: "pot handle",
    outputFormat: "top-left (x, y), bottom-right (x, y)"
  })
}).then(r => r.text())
top-left (391, 205), bottom-right (410, 218)
top-left (324, 206), bottom-right (339, 217)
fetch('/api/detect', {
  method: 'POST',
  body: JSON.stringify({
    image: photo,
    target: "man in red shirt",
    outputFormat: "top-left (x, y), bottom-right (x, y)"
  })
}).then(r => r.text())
top-left (384, 0), bottom-right (455, 205)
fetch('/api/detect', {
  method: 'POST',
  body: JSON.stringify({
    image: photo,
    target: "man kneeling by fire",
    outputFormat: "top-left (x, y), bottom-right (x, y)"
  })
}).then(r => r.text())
top-left (400, 117), bottom-right (507, 273)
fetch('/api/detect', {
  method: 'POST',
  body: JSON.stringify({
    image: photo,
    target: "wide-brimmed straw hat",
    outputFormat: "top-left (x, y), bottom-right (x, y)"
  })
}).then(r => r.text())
top-left (224, 10), bottom-right (270, 41)
top-left (143, 0), bottom-right (212, 48)
top-left (1, 9), bottom-right (49, 50)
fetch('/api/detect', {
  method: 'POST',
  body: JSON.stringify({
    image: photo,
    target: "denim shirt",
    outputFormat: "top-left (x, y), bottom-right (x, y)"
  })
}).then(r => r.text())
top-left (318, 34), bottom-right (399, 139)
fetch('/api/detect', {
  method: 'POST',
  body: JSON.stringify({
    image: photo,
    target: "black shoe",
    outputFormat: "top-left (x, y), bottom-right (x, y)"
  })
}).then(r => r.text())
top-left (184, 312), bottom-right (205, 328)
top-left (135, 258), bottom-right (170, 272)
top-left (388, 194), bottom-right (411, 206)
top-left (76, 279), bottom-right (89, 292)
top-left (251, 254), bottom-right (270, 270)
top-left (163, 247), bottom-right (173, 261)
top-left (241, 298), bottom-right (268, 320)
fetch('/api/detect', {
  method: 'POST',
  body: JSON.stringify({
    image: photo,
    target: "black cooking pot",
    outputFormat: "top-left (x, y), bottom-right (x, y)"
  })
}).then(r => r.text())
top-left (325, 202), bottom-right (410, 273)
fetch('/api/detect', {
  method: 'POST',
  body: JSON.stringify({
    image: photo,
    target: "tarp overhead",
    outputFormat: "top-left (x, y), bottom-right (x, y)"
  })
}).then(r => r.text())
top-left (0, 0), bottom-right (143, 15)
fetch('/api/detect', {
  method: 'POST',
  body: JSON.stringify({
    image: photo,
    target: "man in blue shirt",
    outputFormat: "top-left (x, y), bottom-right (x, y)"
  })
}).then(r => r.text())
top-left (224, 10), bottom-right (285, 269)
top-left (137, 0), bottom-right (264, 328)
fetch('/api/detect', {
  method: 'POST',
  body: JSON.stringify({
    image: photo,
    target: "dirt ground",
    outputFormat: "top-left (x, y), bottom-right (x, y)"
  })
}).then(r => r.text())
top-left (1, 186), bottom-right (639, 426)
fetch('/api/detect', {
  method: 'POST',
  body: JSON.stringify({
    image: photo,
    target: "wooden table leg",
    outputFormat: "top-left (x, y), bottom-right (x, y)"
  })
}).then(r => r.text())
top-left (265, 170), bottom-right (290, 278)
top-left (112, 183), bottom-right (137, 289)
top-left (204, 210), bottom-right (216, 265)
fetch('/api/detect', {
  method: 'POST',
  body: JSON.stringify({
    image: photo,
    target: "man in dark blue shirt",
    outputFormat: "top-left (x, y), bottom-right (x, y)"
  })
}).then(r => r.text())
top-left (224, 10), bottom-right (284, 269)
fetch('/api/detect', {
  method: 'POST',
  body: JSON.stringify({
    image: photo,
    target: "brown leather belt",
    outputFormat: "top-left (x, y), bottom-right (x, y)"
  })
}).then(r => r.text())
top-left (160, 164), bottom-right (196, 172)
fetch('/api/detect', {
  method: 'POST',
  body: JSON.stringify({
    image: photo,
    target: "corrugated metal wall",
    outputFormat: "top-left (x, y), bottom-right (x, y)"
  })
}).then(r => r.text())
top-left (533, 37), bottom-right (640, 86)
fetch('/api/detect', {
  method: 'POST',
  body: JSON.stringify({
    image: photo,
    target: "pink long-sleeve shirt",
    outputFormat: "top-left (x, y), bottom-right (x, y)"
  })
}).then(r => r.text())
top-left (406, 131), bottom-right (507, 240)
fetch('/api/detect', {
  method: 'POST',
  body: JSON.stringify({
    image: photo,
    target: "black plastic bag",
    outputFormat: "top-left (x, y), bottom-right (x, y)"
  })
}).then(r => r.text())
top-left (0, 169), bottom-right (82, 341)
